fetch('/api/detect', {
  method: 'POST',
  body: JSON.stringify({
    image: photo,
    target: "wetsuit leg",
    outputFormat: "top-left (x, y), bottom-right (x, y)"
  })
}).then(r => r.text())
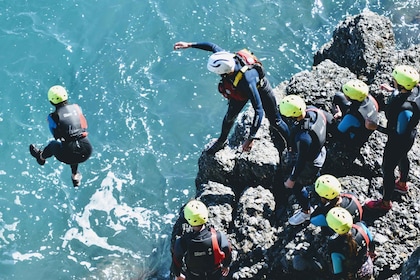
top-left (382, 138), bottom-right (412, 201)
top-left (218, 99), bottom-right (247, 142)
top-left (258, 81), bottom-right (289, 149)
top-left (42, 140), bottom-right (62, 159)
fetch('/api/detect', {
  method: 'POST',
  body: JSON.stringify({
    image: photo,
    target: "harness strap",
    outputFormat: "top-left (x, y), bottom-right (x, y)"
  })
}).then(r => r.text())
top-left (233, 66), bottom-right (249, 87)
top-left (341, 193), bottom-right (363, 221)
top-left (352, 224), bottom-right (370, 249)
top-left (210, 227), bottom-right (225, 266)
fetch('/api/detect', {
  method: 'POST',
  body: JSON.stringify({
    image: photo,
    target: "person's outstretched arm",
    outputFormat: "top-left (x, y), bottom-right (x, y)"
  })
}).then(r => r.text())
top-left (174, 41), bottom-right (224, 53)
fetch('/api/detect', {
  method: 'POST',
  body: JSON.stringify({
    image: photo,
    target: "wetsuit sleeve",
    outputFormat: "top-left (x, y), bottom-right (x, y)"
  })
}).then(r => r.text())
top-left (337, 114), bottom-right (361, 133)
top-left (243, 69), bottom-right (264, 139)
top-left (396, 110), bottom-right (413, 135)
top-left (47, 113), bottom-right (58, 138)
top-left (171, 237), bottom-right (186, 277)
top-left (289, 132), bottom-right (311, 181)
top-left (190, 42), bottom-right (224, 53)
top-left (219, 232), bottom-right (232, 268)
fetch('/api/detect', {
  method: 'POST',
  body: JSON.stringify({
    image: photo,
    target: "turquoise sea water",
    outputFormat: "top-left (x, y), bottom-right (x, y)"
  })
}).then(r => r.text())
top-left (0, 1), bottom-right (419, 279)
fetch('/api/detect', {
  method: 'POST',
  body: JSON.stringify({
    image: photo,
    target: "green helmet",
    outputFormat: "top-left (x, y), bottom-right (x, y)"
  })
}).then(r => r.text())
top-left (342, 79), bottom-right (369, 102)
top-left (184, 200), bottom-right (208, 226)
top-left (279, 95), bottom-right (306, 118)
top-left (392, 65), bottom-right (419, 90)
top-left (326, 207), bottom-right (353, 235)
top-left (315, 174), bottom-right (342, 200)
top-left (48, 85), bottom-right (68, 105)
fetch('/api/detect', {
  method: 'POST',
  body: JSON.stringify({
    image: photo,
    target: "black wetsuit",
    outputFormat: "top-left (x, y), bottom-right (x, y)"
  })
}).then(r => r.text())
top-left (43, 103), bottom-right (92, 174)
top-left (190, 42), bottom-right (289, 151)
top-left (171, 226), bottom-right (232, 280)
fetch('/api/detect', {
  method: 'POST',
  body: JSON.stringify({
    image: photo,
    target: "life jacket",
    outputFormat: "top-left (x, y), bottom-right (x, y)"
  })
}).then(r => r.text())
top-left (343, 222), bottom-right (373, 273)
top-left (55, 104), bottom-right (88, 141)
top-left (340, 193), bottom-right (363, 222)
top-left (386, 86), bottom-right (420, 133)
top-left (185, 227), bottom-right (225, 272)
top-left (357, 95), bottom-right (379, 128)
top-left (302, 107), bottom-right (327, 148)
top-left (218, 49), bottom-right (265, 101)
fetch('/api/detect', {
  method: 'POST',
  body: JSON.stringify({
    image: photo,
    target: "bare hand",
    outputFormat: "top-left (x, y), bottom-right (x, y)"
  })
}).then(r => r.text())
top-left (174, 41), bottom-right (191, 50)
top-left (333, 105), bottom-right (342, 119)
top-left (380, 83), bottom-right (394, 92)
top-left (242, 139), bottom-right (254, 152)
top-left (175, 274), bottom-right (186, 280)
top-left (221, 267), bottom-right (230, 277)
top-left (284, 178), bottom-right (295, 189)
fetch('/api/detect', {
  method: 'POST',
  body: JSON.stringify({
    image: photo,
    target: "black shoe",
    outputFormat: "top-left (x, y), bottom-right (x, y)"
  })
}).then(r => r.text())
top-left (72, 172), bottom-right (82, 187)
top-left (29, 144), bottom-right (46, 165)
top-left (205, 139), bottom-right (227, 154)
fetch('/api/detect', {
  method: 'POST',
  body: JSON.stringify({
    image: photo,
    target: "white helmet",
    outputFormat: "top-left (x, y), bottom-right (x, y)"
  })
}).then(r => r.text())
top-left (207, 51), bottom-right (235, 74)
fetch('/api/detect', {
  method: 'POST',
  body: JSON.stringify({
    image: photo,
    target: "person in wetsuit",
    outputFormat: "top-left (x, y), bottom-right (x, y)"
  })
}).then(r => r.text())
top-left (332, 79), bottom-right (379, 148)
top-left (171, 200), bottom-right (232, 280)
top-left (326, 207), bottom-right (375, 280)
top-left (311, 174), bottom-right (363, 233)
top-left (173, 41), bottom-right (289, 154)
top-left (279, 95), bottom-right (332, 225)
top-left (365, 65), bottom-right (420, 211)
top-left (29, 85), bottom-right (92, 187)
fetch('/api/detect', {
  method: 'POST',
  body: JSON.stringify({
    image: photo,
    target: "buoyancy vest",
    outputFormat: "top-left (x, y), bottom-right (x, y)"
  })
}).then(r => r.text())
top-left (55, 104), bottom-right (88, 141)
top-left (357, 95), bottom-right (379, 127)
top-left (185, 227), bottom-right (225, 272)
top-left (302, 107), bottom-right (327, 148)
top-left (340, 193), bottom-right (363, 222)
top-left (218, 49), bottom-right (265, 101)
top-left (386, 87), bottom-right (420, 134)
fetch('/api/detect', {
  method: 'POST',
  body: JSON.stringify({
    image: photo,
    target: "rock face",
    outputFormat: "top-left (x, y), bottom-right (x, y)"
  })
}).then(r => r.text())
top-left (171, 11), bottom-right (420, 280)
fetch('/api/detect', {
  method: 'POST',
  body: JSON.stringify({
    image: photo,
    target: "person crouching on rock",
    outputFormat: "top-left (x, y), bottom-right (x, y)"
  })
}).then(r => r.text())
top-left (29, 85), bottom-right (92, 187)
top-left (331, 79), bottom-right (379, 149)
top-left (171, 199), bottom-right (232, 280)
top-left (326, 207), bottom-right (375, 280)
top-left (311, 174), bottom-right (364, 234)
top-left (279, 95), bottom-right (331, 226)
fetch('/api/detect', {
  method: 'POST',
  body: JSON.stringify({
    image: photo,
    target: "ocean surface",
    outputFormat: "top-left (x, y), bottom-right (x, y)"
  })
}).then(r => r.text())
top-left (0, 0), bottom-right (419, 279)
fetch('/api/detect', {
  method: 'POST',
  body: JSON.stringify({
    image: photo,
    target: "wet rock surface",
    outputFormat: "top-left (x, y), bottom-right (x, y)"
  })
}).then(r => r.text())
top-left (171, 11), bottom-right (420, 280)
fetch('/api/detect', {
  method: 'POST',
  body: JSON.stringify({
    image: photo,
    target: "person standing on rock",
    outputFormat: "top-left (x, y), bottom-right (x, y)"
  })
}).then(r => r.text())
top-left (311, 174), bottom-right (363, 231)
top-left (173, 41), bottom-right (289, 154)
top-left (326, 207), bottom-right (375, 280)
top-left (171, 199), bottom-right (232, 280)
top-left (331, 79), bottom-right (379, 149)
top-left (279, 95), bottom-right (331, 225)
top-left (365, 65), bottom-right (420, 211)
top-left (29, 85), bottom-right (92, 187)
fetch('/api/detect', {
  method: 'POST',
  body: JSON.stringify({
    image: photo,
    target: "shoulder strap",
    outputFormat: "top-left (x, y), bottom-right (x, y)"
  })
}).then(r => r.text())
top-left (352, 223), bottom-right (370, 249)
top-left (210, 227), bottom-right (225, 266)
top-left (340, 193), bottom-right (363, 221)
top-left (233, 66), bottom-right (249, 87)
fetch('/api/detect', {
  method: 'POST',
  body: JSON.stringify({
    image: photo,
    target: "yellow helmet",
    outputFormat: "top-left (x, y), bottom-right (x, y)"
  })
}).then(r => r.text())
top-left (48, 85), bottom-right (68, 105)
top-left (342, 79), bottom-right (369, 102)
top-left (392, 65), bottom-right (419, 90)
top-left (183, 200), bottom-right (208, 226)
top-left (315, 174), bottom-right (342, 200)
top-left (279, 95), bottom-right (306, 118)
top-left (326, 207), bottom-right (353, 235)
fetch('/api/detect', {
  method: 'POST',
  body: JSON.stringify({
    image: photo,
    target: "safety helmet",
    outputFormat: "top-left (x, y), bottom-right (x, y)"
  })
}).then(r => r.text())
top-left (48, 85), bottom-right (68, 105)
top-left (342, 79), bottom-right (369, 102)
top-left (315, 174), bottom-right (342, 200)
top-left (184, 200), bottom-right (208, 226)
top-left (392, 65), bottom-right (419, 90)
top-left (326, 207), bottom-right (353, 235)
top-left (279, 95), bottom-right (306, 118)
top-left (207, 51), bottom-right (236, 75)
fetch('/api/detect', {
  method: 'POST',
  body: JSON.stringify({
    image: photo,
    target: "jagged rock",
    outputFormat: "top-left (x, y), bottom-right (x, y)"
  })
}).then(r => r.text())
top-left (171, 11), bottom-right (420, 280)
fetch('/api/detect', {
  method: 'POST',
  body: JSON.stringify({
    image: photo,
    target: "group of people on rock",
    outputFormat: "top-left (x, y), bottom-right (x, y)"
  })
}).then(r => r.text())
top-left (170, 41), bottom-right (420, 280)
